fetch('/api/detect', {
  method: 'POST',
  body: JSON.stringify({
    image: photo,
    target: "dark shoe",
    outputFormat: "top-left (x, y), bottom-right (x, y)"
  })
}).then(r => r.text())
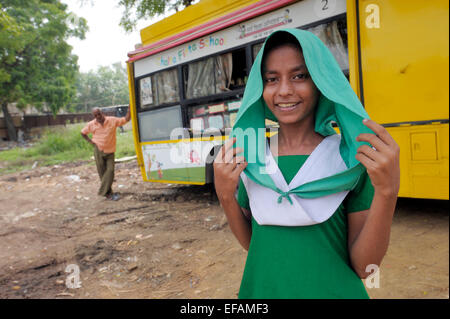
top-left (106, 193), bottom-right (120, 201)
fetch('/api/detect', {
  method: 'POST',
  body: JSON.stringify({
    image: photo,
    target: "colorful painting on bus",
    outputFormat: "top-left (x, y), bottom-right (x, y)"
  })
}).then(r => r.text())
top-left (227, 100), bottom-right (241, 111)
top-left (142, 139), bottom-right (223, 183)
top-left (139, 77), bottom-right (153, 106)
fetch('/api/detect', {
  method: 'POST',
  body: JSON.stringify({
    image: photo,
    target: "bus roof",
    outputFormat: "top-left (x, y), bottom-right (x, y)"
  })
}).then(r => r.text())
top-left (140, 0), bottom-right (260, 46)
top-left (127, 0), bottom-right (296, 62)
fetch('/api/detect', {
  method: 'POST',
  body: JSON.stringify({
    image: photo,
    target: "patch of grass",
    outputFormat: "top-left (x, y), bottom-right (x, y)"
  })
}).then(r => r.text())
top-left (0, 124), bottom-right (136, 175)
top-left (116, 130), bottom-right (137, 158)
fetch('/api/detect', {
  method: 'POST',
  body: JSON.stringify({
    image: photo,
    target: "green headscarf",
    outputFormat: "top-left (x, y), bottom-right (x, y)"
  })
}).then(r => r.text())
top-left (230, 28), bottom-right (373, 202)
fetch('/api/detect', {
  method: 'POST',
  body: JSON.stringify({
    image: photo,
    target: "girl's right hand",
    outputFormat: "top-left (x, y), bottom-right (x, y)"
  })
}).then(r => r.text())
top-left (213, 137), bottom-right (248, 202)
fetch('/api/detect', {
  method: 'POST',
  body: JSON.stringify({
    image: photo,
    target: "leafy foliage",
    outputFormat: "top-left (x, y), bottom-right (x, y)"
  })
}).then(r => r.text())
top-left (0, 7), bottom-right (23, 84)
top-left (68, 62), bottom-right (130, 113)
top-left (0, 0), bottom-right (88, 114)
top-left (118, 0), bottom-right (195, 32)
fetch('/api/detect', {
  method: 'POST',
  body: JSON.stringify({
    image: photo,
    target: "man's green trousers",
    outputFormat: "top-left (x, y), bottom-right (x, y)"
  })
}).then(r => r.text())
top-left (94, 146), bottom-right (115, 196)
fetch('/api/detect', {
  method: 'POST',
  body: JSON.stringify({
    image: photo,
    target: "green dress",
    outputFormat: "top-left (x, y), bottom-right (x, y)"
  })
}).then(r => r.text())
top-left (237, 155), bottom-right (374, 299)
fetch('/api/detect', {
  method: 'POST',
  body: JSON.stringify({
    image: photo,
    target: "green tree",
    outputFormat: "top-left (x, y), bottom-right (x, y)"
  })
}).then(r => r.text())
top-left (0, 0), bottom-right (87, 140)
top-left (69, 62), bottom-right (130, 113)
top-left (118, 0), bottom-right (196, 32)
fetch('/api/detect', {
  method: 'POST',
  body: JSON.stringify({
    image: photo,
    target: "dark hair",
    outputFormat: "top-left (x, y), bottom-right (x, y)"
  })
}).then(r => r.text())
top-left (261, 31), bottom-right (302, 72)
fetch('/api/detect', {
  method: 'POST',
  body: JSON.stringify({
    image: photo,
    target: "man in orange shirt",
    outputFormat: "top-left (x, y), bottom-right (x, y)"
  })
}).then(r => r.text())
top-left (81, 107), bottom-right (131, 200)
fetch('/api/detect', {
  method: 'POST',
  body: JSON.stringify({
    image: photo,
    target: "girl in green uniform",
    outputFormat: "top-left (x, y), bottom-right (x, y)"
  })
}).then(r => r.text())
top-left (213, 29), bottom-right (400, 299)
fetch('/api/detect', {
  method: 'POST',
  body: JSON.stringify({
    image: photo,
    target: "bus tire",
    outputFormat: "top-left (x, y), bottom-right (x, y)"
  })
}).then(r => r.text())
top-left (205, 145), bottom-right (222, 185)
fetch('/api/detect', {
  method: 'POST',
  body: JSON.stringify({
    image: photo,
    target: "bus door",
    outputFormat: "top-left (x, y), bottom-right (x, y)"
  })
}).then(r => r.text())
top-left (354, 0), bottom-right (449, 199)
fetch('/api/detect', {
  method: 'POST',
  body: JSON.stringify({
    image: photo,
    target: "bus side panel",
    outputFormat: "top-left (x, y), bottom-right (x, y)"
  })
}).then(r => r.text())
top-left (140, 138), bottom-right (223, 185)
top-left (358, 0), bottom-right (449, 123)
top-left (346, 0), bottom-right (361, 98)
top-left (127, 62), bottom-right (147, 181)
top-left (356, 0), bottom-right (449, 200)
top-left (387, 124), bottom-right (449, 200)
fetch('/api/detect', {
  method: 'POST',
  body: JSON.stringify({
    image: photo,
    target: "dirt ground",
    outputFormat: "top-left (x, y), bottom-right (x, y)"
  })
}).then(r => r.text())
top-left (0, 158), bottom-right (448, 299)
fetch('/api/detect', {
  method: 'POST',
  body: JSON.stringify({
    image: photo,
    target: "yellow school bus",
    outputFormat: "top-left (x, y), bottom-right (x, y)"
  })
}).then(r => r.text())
top-left (126, 0), bottom-right (449, 200)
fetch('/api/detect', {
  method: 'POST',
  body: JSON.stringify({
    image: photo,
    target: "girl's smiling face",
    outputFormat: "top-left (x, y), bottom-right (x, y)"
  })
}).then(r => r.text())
top-left (262, 44), bottom-right (320, 127)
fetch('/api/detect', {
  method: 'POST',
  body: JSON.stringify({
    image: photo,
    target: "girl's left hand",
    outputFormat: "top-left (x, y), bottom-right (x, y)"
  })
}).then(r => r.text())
top-left (355, 119), bottom-right (400, 198)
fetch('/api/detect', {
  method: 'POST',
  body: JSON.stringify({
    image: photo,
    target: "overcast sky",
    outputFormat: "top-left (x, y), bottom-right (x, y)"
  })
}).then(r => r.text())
top-left (61, 0), bottom-right (167, 73)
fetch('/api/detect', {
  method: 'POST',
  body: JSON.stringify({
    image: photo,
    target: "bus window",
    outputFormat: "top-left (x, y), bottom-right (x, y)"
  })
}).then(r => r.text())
top-left (184, 56), bottom-right (217, 99)
top-left (138, 105), bottom-right (183, 142)
top-left (189, 103), bottom-right (227, 131)
top-left (184, 48), bottom-right (247, 99)
top-left (253, 42), bottom-right (263, 60)
top-left (225, 100), bottom-right (241, 128)
top-left (229, 48), bottom-right (247, 89)
top-left (306, 19), bottom-right (349, 71)
top-left (154, 68), bottom-right (179, 104)
top-left (139, 68), bottom-right (179, 109)
top-left (216, 54), bottom-right (233, 93)
top-left (189, 104), bottom-right (208, 132)
top-left (139, 76), bottom-right (155, 108)
top-left (188, 100), bottom-right (243, 132)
